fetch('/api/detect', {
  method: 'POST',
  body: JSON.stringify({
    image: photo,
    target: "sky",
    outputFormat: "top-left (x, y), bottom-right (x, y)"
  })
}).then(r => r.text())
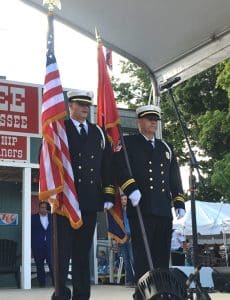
top-left (0, 0), bottom-right (123, 94)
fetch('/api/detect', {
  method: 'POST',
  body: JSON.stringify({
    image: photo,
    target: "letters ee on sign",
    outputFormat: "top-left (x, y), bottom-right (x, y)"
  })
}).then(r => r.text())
top-left (0, 81), bottom-right (39, 134)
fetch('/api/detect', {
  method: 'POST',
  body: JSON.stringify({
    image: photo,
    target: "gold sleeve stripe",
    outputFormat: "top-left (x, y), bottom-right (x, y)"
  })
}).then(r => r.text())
top-left (104, 187), bottom-right (115, 194)
top-left (174, 196), bottom-right (185, 202)
top-left (121, 178), bottom-right (135, 191)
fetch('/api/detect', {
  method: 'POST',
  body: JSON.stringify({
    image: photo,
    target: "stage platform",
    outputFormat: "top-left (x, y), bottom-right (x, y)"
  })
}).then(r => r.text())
top-left (0, 285), bottom-right (229, 300)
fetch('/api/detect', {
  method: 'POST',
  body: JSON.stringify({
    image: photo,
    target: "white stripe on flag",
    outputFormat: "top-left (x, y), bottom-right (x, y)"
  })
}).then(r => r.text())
top-left (57, 121), bottom-right (69, 148)
top-left (53, 124), bottom-right (75, 182)
top-left (43, 139), bottom-right (55, 191)
top-left (46, 62), bottom-right (58, 74)
top-left (42, 93), bottom-right (64, 113)
top-left (63, 181), bottom-right (81, 217)
top-left (43, 77), bottom-right (62, 94)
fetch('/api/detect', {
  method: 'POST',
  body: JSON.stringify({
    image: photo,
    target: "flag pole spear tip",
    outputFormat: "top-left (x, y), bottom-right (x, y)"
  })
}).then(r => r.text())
top-left (95, 27), bottom-right (102, 44)
top-left (43, 0), bottom-right (61, 12)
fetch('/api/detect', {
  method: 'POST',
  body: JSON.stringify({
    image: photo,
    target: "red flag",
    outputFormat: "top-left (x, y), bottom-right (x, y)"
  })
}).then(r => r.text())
top-left (39, 49), bottom-right (82, 229)
top-left (106, 48), bottom-right (113, 70)
top-left (97, 42), bottom-right (120, 151)
top-left (97, 40), bottom-right (126, 243)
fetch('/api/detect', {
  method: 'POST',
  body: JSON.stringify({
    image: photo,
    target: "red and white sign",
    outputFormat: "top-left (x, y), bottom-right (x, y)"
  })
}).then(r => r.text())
top-left (0, 81), bottom-right (39, 134)
top-left (0, 134), bottom-right (27, 160)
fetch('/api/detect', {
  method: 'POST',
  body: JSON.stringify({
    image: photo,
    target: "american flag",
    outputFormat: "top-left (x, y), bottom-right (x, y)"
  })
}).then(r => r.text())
top-left (39, 15), bottom-right (82, 229)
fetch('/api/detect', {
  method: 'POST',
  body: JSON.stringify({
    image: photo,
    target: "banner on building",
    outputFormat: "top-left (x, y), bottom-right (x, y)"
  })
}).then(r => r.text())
top-left (0, 134), bottom-right (27, 161)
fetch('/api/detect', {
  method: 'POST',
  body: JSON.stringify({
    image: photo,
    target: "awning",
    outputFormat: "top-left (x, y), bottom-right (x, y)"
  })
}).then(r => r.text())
top-left (21, 0), bottom-right (230, 86)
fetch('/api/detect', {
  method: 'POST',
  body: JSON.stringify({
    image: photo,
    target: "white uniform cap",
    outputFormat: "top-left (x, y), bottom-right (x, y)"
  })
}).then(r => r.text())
top-left (67, 89), bottom-right (94, 105)
top-left (136, 105), bottom-right (161, 119)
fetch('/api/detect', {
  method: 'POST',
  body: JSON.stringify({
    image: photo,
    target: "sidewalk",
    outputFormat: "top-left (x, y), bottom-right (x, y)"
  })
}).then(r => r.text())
top-left (0, 285), bottom-right (229, 300)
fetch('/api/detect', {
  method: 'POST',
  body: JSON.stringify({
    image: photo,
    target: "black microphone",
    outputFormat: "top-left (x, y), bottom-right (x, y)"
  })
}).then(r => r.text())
top-left (159, 76), bottom-right (181, 91)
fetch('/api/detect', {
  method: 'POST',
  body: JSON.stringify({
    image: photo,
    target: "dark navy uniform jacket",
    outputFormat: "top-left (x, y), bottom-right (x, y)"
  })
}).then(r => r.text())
top-left (115, 134), bottom-right (185, 218)
top-left (31, 213), bottom-right (51, 251)
top-left (64, 119), bottom-right (115, 214)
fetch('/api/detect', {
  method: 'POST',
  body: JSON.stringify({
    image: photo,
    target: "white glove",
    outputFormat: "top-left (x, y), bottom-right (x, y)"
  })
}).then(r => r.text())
top-left (129, 189), bottom-right (142, 207)
top-left (175, 208), bottom-right (186, 219)
top-left (104, 202), bottom-right (114, 210)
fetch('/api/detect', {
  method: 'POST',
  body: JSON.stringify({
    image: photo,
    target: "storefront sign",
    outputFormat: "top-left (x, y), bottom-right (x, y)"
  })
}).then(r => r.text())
top-left (0, 134), bottom-right (27, 160)
top-left (0, 81), bottom-right (39, 134)
top-left (0, 213), bottom-right (18, 225)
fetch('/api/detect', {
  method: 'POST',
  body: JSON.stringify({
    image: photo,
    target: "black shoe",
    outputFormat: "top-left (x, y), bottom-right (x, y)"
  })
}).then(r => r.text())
top-left (51, 286), bottom-right (72, 300)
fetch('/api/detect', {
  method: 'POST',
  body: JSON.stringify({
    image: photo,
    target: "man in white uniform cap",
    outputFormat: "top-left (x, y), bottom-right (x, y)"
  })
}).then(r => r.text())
top-left (114, 104), bottom-right (185, 298)
top-left (53, 89), bottom-right (115, 300)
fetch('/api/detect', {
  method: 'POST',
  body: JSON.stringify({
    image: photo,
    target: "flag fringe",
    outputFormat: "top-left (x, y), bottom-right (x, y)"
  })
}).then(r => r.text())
top-left (42, 111), bottom-right (66, 134)
top-left (105, 119), bottom-right (120, 130)
top-left (107, 208), bottom-right (128, 244)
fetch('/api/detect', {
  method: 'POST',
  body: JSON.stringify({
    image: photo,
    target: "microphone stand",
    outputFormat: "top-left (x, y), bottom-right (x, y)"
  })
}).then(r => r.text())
top-left (161, 79), bottom-right (210, 300)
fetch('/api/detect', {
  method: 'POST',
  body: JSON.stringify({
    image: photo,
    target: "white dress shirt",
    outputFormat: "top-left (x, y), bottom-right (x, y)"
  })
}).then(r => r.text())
top-left (40, 214), bottom-right (49, 230)
top-left (142, 134), bottom-right (155, 148)
top-left (171, 229), bottom-right (185, 250)
top-left (71, 118), bottom-right (88, 134)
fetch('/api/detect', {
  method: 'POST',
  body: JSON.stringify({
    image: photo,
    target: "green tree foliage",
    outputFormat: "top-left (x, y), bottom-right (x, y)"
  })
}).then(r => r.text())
top-left (217, 59), bottom-right (230, 98)
top-left (112, 61), bottom-right (151, 107)
top-left (211, 153), bottom-right (230, 201)
top-left (112, 59), bottom-right (230, 201)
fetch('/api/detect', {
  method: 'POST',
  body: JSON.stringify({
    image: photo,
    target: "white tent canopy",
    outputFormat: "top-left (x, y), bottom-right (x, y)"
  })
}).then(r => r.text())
top-left (222, 218), bottom-right (230, 233)
top-left (22, 0), bottom-right (230, 89)
top-left (173, 201), bottom-right (230, 236)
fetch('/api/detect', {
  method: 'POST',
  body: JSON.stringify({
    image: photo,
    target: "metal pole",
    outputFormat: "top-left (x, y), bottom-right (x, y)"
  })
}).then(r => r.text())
top-left (118, 124), bottom-right (154, 271)
top-left (189, 166), bottom-right (199, 268)
top-left (167, 88), bottom-right (204, 299)
top-left (22, 167), bottom-right (31, 289)
top-left (51, 212), bottom-right (60, 296)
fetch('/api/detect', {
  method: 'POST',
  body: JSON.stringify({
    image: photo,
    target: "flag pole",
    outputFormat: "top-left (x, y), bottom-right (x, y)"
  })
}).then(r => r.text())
top-left (117, 124), bottom-right (154, 271)
top-left (95, 30), bottom-right (154, 271)
top-left (43, 1), bottom-right (61, 298)
top-left (96, 30), bottom-right (128, 246)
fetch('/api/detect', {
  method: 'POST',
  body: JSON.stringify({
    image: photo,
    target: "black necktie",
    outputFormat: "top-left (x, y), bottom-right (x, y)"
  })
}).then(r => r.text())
top-left (148, 140), bottom-right (155, 149)
top-left (79, 124), bottom-right (87, 141)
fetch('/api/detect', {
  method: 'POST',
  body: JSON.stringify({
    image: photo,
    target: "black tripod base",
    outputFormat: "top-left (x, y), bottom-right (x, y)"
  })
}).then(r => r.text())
top-left (133, 288), bottom-right (142, 300)
top-left (51, 286), bottom-right (71, 300)
top-left (193, 285), bottom-right (211, 300)
top-left (51, 296), bottom-right (68, 300)
top-left (195, 293), bottom-right (211, 300)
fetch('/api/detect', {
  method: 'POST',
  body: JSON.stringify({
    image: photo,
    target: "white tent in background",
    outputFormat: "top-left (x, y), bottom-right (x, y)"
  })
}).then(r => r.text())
top-left (222, 218), bottom-right (230, 234)
top-left (173, 201), bottom-right (230, 236)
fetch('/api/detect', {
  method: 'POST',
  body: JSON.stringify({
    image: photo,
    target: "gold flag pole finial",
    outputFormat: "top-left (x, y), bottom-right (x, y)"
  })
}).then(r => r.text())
top-left (95, 27), bottom-right (102, 44)
top-left (43, 0), bottom-right (61, 13)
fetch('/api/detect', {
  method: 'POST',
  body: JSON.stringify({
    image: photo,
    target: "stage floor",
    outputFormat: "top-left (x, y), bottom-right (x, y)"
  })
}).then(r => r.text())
top-left (0, 285), bottom-right (229, 300)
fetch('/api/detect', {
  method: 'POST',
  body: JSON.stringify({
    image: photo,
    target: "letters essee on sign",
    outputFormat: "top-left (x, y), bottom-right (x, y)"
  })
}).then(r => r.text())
top-left (0, 82), bottom-right (39, 134)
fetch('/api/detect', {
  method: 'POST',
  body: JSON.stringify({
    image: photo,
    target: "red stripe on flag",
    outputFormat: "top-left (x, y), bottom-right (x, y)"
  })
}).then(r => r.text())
top-left (45, 69), bottom-right (60, 83)
top-left (43, 85), bottom-right (63, 102)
